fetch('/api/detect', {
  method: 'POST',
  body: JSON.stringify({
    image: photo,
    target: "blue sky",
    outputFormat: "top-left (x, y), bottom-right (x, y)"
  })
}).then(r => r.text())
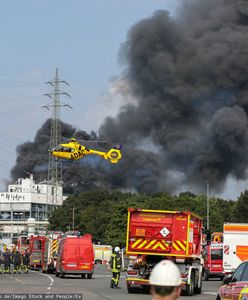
top-left (0, 0), bottom-right (246, 200)
top-left (0, 0), bottom-right (180, 189)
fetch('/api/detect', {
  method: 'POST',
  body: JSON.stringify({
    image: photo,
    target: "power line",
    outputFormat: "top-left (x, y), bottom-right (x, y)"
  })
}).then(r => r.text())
top-left (0, 129), bottom-right (23, 143)
top-left (0, 83), bottom-right (44, 88)
top-left (0, 95), bottom-right (42, 101)
top-left (0, 159), bottom-right (14, 169)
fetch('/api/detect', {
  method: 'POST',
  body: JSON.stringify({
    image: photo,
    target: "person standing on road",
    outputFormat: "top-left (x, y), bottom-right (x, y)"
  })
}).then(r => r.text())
top-left (13, 249), bottom-right (22, 274)
top-left (149, 260), bottom-right (182, 300)
top-left (3, 248), bottom-right (11, 274)
top-left (0, 251), bottom-right (4, 274)
top-left (110, 246), bottom-right (122, 289)
top-left (22, 249), bottom-right (30, 273)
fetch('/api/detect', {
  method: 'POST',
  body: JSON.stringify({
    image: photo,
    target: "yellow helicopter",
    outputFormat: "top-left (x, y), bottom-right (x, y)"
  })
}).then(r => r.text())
top-left (50, 138), bottom-right (122, 164)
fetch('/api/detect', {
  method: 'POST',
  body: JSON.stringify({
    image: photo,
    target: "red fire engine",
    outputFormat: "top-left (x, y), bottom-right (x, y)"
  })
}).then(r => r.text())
top-left (29, 235), bottom-right (48, 271)
top-left (125, 208), bottom-right (203, 296)
top-left (202, 232), bottom-right (224, 280)
top-left (17, 235), bottom-right (30, 253)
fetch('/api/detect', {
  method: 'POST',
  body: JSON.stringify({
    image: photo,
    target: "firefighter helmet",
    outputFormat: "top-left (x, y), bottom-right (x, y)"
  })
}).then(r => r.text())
top-left (149, 260), bottom-right (181, 286)
top-left (114, 246), bottom-right (120, 253)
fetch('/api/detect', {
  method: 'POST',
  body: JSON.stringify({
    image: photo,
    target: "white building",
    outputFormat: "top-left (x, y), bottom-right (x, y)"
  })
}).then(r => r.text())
top-left (0, 174), bottom-right (66, 240)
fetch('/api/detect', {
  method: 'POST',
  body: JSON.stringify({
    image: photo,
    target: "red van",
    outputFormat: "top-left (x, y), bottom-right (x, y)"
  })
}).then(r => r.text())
top-left (55, 234), bottom-right (94, 278)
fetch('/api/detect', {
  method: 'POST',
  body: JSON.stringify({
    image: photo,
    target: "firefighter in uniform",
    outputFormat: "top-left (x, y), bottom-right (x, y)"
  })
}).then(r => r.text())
top-left (22, 249), bottom-right (30, 273)
top-left (3, 248), bottom-right (11, 274)
top-left (110, 246), bottom-right (122, 289)
top-left (0, 251), bottom-right (4, 274)
top-left (13, 249), bottom-right (22, 274)
top-left (149, 260), bottom-right (182, 300)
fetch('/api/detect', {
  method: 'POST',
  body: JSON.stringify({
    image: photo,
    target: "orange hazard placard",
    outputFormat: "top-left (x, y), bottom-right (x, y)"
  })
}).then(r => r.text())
top-left (236, 246), bottom-right (248, 261)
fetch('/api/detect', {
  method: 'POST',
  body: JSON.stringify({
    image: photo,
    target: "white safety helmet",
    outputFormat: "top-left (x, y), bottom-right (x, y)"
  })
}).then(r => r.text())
top-left (114, 246), bottom-right (120, 253)
top-left (149, 260), bottom-right (182, 287)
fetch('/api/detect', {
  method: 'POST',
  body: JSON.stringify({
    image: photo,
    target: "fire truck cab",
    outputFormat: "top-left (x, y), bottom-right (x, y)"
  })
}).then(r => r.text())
top-left (17, 235), bottom-right (30, 253)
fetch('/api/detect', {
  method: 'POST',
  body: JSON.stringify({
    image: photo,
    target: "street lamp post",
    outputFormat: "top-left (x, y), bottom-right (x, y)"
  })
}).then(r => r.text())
top-left (11, 203), bottom-right (13, 242)
top-left (36, 207), bottom-right (40, 235)
top-left (72, 207), bottom-right (75, 232)
top-left (205, 181), bottom-right (210, 231)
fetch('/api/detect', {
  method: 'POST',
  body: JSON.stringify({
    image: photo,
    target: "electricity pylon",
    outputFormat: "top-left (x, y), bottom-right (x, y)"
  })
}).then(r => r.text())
top-left (42, 68), bottom-right (71, 210)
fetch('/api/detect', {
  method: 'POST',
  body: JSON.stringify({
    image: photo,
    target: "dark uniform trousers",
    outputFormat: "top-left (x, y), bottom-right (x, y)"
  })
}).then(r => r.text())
top-left (3, 252), bottom-right (11, 274)
top-left (13, 252), bottom-right (22, 274)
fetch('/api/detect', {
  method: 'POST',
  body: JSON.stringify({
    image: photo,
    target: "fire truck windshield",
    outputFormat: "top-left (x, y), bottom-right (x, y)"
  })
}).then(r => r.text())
top-left (33, 240), bottom-right (42, 250)
top-left (211, 249), bottom-right (223, 261)
top-left (22, 238), bottom-right (29, 244)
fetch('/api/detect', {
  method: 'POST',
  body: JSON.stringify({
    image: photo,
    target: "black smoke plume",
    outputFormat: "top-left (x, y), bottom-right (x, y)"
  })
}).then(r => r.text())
top-left (11, 0), bottom-right (248, 195)
top-left (11, 120), bottom-right (108, 194)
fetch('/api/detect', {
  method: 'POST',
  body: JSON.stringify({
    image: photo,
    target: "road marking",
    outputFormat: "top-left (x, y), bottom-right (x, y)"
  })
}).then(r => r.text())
top-left (30, 270), bottom-right (54, 290)
top-left (14, 278), bottom-right (22, 282)
top-left (203, 292), bottom-right (217, 295)
top-left (93, 274), bottom-right (126, 278)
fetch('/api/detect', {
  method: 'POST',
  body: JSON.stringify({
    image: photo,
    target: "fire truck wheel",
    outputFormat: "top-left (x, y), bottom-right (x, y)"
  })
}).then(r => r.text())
top-left (127, 284), bottom-right (137, 294)
top-left (81, 274), bottom-right (86, 279)
top-left (143, 286), bottom-right (150, 294)
top-left (194, 278), bottom-right (202, 294)
top-left (87, 273), bottom-right (92, 279)
top-left (185, 273), bottom-right (195, 296)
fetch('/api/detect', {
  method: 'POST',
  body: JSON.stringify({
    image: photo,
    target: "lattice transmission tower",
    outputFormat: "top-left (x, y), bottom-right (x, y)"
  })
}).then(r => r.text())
top-left (43, 68), bottom-right (71, 207)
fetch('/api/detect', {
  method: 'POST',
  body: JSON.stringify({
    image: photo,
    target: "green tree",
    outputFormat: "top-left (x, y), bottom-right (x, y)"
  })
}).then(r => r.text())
top-left (235, 190), bottom-right (248, 222)
top-left (48, 189), bottom-right (238, 246)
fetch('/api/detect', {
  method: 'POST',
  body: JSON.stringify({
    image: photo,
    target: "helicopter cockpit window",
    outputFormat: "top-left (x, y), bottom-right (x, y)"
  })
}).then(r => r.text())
top-left (63, 147), bottom-right (74, 153)
top-left (53, 146), bottom-right (63, 152)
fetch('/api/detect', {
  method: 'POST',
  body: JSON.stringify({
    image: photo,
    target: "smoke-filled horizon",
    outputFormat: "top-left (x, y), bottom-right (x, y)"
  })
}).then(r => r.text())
top-left (11, 0), bottom-right (248, 196)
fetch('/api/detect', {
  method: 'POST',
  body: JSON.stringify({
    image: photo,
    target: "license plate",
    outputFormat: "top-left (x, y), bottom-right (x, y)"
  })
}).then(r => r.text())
top-left (213, 265), bottom-right (221, 267)
top-left (81, 265), bottom-right (89, 269)
top-left (67, 263), bottom-right (77, 267)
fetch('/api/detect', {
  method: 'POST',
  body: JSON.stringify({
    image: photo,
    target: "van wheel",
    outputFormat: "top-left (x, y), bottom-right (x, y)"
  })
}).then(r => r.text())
top-left (202, 270), bottom-right (209, 281)
top-left (59, 271), bottom-right (65, 278)
top-left (87, 273), bottom-right (92, 279)
top-left (81, 274), bottom-right (86, 279)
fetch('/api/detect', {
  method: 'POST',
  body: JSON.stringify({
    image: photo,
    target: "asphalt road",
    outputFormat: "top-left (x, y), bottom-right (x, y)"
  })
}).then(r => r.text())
top-left (0, 265), bottom-right (222, 300)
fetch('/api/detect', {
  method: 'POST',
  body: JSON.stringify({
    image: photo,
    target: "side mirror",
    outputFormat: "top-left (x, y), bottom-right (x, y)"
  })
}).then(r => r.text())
top-left (223, 274), bottom-right (233, 285)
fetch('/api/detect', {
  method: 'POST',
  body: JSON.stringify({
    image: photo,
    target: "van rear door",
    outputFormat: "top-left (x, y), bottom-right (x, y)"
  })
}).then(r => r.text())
top-left (79, 244), bottom-right (94, 272)
top-left (64, 244), bottom-right (79, 270)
